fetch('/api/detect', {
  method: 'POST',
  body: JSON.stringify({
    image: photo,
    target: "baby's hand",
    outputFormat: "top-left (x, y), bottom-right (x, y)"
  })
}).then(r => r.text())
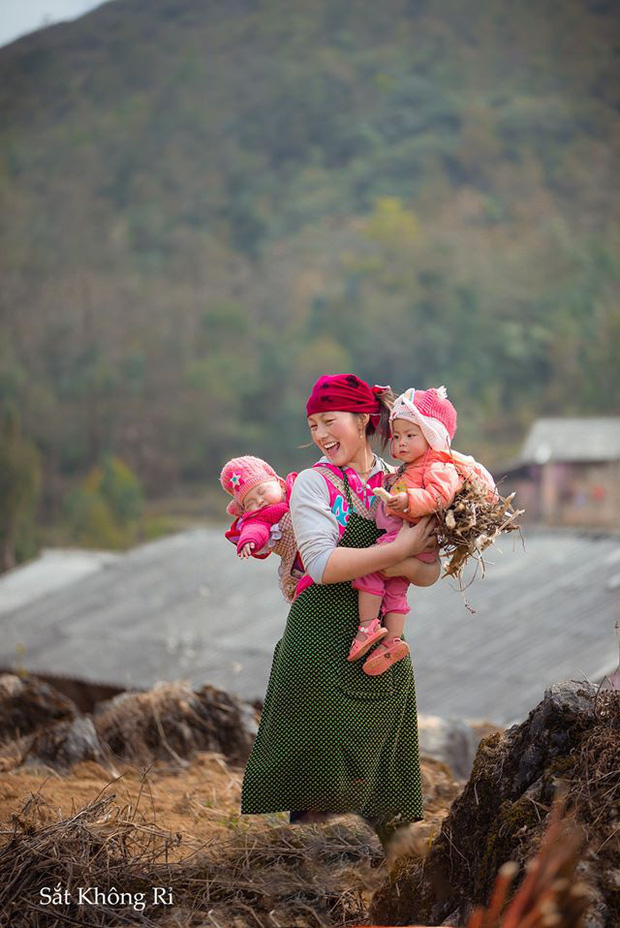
top-left (372, 486), bottom-right (393, 505)
top-left (239, 542), bottom-right (255, 558)
top-left (386, 492), bottom-right (408, 512)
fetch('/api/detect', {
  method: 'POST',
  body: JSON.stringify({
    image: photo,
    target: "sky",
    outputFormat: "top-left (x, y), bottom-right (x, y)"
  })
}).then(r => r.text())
top-left (0, 0), bottom-right (105, 48)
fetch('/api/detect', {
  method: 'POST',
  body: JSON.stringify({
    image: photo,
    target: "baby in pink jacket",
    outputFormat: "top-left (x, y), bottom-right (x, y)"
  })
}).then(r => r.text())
top-left (220, 456), bottom-right (302, 602)
top-left (350, 386), bottom-right (495, 677)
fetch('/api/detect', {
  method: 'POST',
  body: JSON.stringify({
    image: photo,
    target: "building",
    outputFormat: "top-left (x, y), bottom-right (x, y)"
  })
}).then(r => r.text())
top-left (499, 418), bottom-right (620, 528)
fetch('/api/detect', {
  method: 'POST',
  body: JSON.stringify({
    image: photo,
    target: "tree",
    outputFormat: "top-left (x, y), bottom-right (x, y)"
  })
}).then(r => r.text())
top-left (0, 411), bottom-right (41, 572)
top-left (63, 454), bottom-right (143, 548)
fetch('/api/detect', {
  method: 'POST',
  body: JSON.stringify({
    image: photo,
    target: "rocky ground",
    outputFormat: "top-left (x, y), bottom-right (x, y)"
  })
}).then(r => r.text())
top-left (0, 673), bottom-right (616, 928)
top-left (371, 682), bottom-right (620, 928)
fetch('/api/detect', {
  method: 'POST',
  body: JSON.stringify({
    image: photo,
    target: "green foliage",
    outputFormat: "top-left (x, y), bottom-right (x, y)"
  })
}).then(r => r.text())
top-left (99, 455), bottom-right (143, 525)
top-left (0, 345), bottom-right (27, 407)
top-left (0, 411), bottom-right (41, 571)
top-left (0, 0), bottom-right (618, 515)
top-left (64, 455), bottom-right (143, 548)
top-left (63, 488), bottom-right (125, 549)
top-left (365, 196), bottom-right (420, 249)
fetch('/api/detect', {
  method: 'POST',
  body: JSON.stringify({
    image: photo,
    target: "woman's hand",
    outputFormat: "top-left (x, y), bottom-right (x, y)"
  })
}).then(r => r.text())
top-left (392, 515), bottom-right (438, 559)
top-left (383, 556), bottom-right (440, 586)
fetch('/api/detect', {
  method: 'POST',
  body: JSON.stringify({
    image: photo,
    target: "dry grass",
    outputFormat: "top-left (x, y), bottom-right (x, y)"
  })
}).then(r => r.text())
top-left (0, 749), bottom-right (461, 928)
top-left (568, 689), bottom-right (620, 900)
top-left (0, 672), bottom-right (467, 927)
top-left (0, 789), bottom-right (383, 928)
top-left (94, 681), bottom-right (254, 769)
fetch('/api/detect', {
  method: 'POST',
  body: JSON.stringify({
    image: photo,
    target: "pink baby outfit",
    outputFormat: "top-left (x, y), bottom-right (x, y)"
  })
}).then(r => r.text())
top-left (350, 499), bottom-right (413, 614)
top-left (226, 501), bottom-right (289, 553)
top-left (225, 474), bottom-right (303, 602)
top-left (352, 448), bottom-right (494, 614)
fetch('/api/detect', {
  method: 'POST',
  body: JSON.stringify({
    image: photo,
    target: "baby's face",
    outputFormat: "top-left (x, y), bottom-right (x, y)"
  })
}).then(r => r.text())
top-left (390, 419), bottom-right (430, 463)
top-left (242, 479), bottom-right (284, 512)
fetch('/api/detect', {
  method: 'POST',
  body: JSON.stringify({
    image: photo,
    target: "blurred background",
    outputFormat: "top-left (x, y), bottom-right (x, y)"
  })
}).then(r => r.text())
top-left (0, 0), bottom-right (619, 722)
top-left (1, 0), bottom-right (619, 564)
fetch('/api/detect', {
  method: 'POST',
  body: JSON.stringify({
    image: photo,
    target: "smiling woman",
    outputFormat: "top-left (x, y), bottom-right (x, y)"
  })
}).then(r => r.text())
top-left (309, 410), bottom-right (375, 477)
top-left (240, 373), bottom-right (440, 849)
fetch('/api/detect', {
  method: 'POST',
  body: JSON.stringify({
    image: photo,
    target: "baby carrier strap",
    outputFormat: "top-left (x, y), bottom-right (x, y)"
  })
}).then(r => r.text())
top-left (268, 508), bottom-right (302, 603)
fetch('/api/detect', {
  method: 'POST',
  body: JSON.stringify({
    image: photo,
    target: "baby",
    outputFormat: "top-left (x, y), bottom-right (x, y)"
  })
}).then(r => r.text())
top-left (349, 386), bottom-right (495, 676)
top-left (220, 455), bottom-right (302, 602)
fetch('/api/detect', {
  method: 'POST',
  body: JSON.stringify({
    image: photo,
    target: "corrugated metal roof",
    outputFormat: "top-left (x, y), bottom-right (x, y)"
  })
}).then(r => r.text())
top-left (519, 418), bottom-right (620, 464)
top-left (0, 527), bottom-right (619, 725)
top-left (0, 549), bottom-right (119, 616)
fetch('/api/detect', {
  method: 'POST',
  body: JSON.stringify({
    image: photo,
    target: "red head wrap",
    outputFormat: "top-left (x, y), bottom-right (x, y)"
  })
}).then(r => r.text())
top-left (306, 374), bottom-right (388, 427)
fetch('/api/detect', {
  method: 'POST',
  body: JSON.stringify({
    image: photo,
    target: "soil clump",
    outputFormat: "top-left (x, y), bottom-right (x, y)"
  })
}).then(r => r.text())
top-left (371, 681), bottom-right (619, 928)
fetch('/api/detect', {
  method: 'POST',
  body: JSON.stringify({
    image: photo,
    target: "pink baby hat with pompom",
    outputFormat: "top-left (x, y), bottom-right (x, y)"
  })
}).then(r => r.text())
top-left (390, 386), bottom-right (457, 450)
top-left (220, 455), bottom-right (283, 516)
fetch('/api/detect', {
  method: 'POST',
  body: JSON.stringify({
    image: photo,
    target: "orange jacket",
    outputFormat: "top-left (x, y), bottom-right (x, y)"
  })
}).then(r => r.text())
top-left (389, 449), bottom-right (495, 521)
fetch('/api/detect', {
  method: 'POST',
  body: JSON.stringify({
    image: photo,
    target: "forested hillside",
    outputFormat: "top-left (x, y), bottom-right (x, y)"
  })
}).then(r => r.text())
top-left (1, 0), bottom-right (619, 520)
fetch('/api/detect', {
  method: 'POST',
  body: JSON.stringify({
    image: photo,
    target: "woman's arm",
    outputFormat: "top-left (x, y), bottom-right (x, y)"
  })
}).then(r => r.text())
top-left (289, 469), bottom-right (341, 582)
top-left (383, 555), bottom-right (441, 585)
top-left (322, 516), bottom-right (437, 584)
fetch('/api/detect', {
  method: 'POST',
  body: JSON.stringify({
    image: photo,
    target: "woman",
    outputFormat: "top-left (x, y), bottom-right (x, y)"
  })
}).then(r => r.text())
top-left (241, 374), bottom-right (439, 847)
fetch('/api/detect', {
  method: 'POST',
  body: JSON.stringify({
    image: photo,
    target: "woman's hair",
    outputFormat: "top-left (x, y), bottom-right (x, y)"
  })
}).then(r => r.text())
top-left (357, 386), bottom-right (395, 450)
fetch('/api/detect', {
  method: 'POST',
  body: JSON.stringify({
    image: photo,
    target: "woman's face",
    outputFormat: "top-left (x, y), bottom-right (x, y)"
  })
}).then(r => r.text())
top-left (307, 411), bottom-right (367, 466)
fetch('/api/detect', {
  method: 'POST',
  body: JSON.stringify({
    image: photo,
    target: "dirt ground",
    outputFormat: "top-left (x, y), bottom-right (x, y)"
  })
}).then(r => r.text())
top-left (0, 753), bottom-right (462, 927)
top-left (0, 751), bottom-right (459, 862)
top-left (0, 753), bottom-right (265, 859)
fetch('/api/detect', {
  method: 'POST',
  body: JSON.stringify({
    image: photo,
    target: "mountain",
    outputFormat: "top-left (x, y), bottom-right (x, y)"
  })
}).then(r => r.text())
top-left (1, 0), bottom-right (619, 501)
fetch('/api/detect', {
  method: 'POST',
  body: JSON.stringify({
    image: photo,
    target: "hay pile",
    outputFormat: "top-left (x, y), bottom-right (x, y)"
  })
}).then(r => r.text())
top-left (0, 676), bottom-right (257, 774)
top-left (21, 716), bottom-right (111, 773)
top-left (94, 681), bottom-right (255, 768)
top-left (436, 478), bottom-right (523, 582)
top-left (0, 674), bottom-right (115, 774)
top-left (0, 793), bottom-right (182, 927)
top-left (0, 674), bottom-right (77, 742)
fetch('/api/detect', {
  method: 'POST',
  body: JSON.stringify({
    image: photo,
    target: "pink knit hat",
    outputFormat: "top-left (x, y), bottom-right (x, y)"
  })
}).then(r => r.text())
top-left (220, 455), bottom-right (284, 516)
top-left (390, 386), bottom-right (457, 450)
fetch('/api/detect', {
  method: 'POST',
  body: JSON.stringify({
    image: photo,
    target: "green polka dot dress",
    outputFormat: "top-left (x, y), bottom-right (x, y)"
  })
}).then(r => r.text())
top-left (240, 467), bottom-right (423, 842)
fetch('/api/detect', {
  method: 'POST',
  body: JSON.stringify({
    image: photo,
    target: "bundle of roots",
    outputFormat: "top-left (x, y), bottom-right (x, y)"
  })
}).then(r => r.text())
top-left (435, 478), bottom-right (524, 582)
